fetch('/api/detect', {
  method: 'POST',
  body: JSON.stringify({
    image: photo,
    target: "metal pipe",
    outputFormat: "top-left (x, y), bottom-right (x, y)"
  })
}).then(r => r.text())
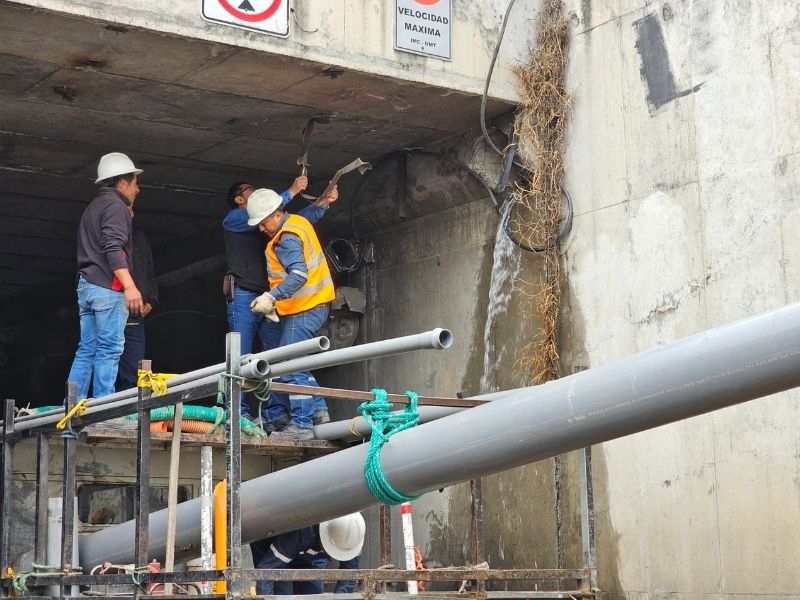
top-left (313, 406), bottom-right (462, 441)
top-left (268, 328), bottom-right (453, 377)
top-left (78, 304), bottom-right (800, 569)
top-left (8, 337), bottom-right (330, 426)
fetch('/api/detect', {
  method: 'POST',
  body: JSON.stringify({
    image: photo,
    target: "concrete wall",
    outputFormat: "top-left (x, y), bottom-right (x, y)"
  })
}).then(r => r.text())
top-left (10, 0), bottom-right (538, 102)
top-left (322, 138), bottom-right (560, 581)
top-left (561, 0), bottom-right (800, 597)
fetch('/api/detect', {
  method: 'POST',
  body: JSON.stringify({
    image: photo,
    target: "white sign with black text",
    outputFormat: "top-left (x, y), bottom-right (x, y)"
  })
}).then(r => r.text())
top-left (395, 0), bottom-right (451, 61)
top-left (202, 0), bottom-right (289, 37)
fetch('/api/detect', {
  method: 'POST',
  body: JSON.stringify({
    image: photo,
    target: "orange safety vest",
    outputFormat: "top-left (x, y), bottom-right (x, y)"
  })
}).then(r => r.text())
top-left (266, 214), bottom-right (335, 316)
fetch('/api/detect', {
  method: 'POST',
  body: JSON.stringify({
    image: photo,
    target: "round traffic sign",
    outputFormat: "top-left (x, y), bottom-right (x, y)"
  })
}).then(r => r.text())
top-left (217, 0), bottom-right (282, 22)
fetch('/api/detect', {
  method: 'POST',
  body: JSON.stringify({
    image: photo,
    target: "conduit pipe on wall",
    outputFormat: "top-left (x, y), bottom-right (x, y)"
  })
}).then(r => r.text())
top-left (79, 304), bottom-right (800, 569)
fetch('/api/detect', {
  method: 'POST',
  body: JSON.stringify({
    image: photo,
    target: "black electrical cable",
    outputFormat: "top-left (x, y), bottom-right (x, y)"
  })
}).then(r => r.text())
top-left (481, 0), bottom-right (520, 157)
top-left (501, 186), bottom-right (574, 253)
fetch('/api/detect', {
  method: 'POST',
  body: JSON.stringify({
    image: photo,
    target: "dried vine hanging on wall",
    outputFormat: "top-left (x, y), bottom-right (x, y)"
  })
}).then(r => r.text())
top-left (508, 0), bottom-right (571, 385)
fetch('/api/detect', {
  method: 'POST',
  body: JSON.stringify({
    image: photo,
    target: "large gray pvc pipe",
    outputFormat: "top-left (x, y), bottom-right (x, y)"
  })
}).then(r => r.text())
top-left (78, 304), bottom-right (800, 569)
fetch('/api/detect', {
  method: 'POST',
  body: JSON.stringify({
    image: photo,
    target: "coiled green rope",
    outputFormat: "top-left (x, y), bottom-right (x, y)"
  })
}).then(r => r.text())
top-left (358, 388), bottom-right (420, 505)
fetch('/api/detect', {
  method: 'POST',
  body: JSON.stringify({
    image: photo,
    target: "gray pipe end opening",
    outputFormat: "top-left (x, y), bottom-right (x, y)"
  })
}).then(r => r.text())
top-left (433, 328), bottom-right (454, 349)
top-left (319, 337), bottom-right (331, 351)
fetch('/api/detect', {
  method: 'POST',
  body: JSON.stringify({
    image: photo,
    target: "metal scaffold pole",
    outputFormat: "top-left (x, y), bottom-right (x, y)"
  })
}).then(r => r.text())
top-left (78, 303), bottom-right (800, 570)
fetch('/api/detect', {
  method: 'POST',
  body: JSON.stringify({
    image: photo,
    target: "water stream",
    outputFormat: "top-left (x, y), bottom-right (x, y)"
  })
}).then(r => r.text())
top-left (479, 205), bottom-right (522, 394)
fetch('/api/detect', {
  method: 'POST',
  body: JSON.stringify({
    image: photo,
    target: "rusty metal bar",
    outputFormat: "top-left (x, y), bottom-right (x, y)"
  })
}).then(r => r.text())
top-left (60, 383), bottom-right (77, 589)
top-left (469, 479), bottom-right (485, 565)
top-left (134, 359), bottom-right (152, 573)
top-left (266, 382), bottom-right (484, 408)
top-left (225, 333), bottom-right (243, 599)
top-left (24, 566), bottom-right (591, 587)
top-left (578, 446), bottom-right (597, 592)
top-left (0, 398), bottom-right (15, 595)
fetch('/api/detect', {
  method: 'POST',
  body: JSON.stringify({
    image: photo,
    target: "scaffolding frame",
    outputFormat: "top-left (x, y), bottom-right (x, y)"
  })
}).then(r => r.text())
top-left (0, 333), bottom-right (597, 600)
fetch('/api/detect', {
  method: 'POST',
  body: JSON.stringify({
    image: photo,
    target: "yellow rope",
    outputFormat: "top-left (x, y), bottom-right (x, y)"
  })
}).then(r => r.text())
top-left (137, 370), bottom-right (178, 396)
top-left (56, 399), bottom-right (89, 430)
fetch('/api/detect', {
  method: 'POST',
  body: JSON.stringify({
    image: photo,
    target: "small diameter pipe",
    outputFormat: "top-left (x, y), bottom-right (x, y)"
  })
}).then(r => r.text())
top-left (313, 407), bottom-right (462, 441)
top-left (400, 503), bottom-right (418, 594)
top-left (269, 329), bottom-right (452, 378)
top-left (240, 359), bottom-right (269, 380)
top-left (10, 338), bottom-right (330, 432)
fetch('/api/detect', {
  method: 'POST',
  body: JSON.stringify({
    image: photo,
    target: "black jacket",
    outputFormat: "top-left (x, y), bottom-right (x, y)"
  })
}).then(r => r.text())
top-left (76, 187), bottom-right (131, 290)
top-left (130, 228), bottom-right (158, 306)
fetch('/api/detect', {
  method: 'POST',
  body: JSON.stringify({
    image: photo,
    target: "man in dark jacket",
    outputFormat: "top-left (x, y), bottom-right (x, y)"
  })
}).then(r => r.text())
top-left (115, 209), bottom-right (159, 391)
top-left (222, 175), bottom-right (309, 423)
top-left (66, 152), bottom-right (143, 400)
top-left (250, 513), bottom-right (365, 595)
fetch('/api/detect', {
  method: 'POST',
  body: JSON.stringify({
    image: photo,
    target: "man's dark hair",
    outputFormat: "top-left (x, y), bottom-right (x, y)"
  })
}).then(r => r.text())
top-left (101, 173), bottom-right (136, 188)
top-left (227, 181), bottom-right (252, 208)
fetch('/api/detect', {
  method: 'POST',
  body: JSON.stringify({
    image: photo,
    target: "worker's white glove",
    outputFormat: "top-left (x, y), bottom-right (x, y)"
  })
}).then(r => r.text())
top-left (250, 292), bottom-right (279, 322)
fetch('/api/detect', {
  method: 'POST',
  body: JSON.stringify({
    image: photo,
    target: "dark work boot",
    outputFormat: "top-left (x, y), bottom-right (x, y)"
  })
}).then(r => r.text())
top-left (269, 424), bottom-right (314, 441)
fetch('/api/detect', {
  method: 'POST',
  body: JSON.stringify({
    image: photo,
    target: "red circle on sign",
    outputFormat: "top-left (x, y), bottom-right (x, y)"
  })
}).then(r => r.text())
top-left (414, 0), bottom-right (441, 4)
top-left (218, 0), bottom-right (282, 22)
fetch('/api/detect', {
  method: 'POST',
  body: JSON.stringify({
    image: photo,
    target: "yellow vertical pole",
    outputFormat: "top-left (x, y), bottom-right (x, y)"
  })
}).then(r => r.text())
top-left (213, 480), bottom-right (227, 593)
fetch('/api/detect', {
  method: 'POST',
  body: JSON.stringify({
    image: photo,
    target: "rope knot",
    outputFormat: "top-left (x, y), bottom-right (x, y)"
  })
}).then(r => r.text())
top-left (359, 389), bottom-right (420, 505)
top-left (137, 370), bottom-right (177, 396)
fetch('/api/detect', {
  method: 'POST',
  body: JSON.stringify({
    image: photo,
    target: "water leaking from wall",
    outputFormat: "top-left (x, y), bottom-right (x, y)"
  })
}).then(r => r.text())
top-left (479, 202), bottom-right (522, 394)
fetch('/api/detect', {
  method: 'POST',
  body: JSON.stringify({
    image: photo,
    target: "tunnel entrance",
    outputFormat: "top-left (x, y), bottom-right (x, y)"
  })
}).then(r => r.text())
top-left (0, 3), bottom-right (514, 405)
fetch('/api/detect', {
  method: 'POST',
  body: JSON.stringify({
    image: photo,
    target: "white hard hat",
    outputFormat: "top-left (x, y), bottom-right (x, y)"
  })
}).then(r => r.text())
top-left (246, 188), bottom-right (284, 226)
top-left (319, 513), bottom-right (365, 561)
top-left (95, 152), bottom-right (143, 184)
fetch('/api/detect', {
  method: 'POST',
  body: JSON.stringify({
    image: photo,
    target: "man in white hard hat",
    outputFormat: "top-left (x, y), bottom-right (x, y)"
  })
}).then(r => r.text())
top-left (66, 152), bottom-right (144, 400)
top-left (250, 513), bottom-right (365, 595)
top-left (222, 175), bottom-right (315, 424)
top-left (246, 186), bottom-right (339, 441)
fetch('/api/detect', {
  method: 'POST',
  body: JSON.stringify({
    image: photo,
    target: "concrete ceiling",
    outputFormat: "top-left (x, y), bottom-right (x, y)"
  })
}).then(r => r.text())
top-left (0, 2), bottom-right (513, 312)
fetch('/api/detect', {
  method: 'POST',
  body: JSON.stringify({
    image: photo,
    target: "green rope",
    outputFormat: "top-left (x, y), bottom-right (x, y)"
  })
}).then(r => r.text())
top-left (10, 563), bottom-right (81, 594)
top-left (216, 373), bottom-right (270, 436)
top-left (359, 389), bottom-right (421, 505)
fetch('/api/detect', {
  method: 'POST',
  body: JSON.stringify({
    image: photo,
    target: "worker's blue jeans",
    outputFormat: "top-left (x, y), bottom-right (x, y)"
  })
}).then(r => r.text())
top-left (265, 303), bottom-right (329, 430)
top-left (67, 277), bottom-right (128, 400)
top-left (115, 315), bottom-right (146, 392)
top-left (226, 286), bottom-right (288, 418)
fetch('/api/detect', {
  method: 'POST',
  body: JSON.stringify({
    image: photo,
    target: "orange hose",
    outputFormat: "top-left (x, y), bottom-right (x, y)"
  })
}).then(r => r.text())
top-left (163, 419), bottom-right (216, 434)
top-left (150, 421), bottom-right (168, 433)
top-left (213, 480), bottom-right (227, 594)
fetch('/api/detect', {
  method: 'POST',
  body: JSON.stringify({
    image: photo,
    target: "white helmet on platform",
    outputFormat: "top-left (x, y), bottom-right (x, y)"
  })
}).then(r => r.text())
top-left (246, 188), bottom-right (284, 226)
top-left (319, 512), bottom-right (365, 561)
top-left (95, 152), bottom-right (143, 183)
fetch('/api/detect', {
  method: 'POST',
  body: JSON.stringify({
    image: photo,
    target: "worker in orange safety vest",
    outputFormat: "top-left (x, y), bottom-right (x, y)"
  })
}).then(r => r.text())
top-left (246, 186), bottom-right (337, 440)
